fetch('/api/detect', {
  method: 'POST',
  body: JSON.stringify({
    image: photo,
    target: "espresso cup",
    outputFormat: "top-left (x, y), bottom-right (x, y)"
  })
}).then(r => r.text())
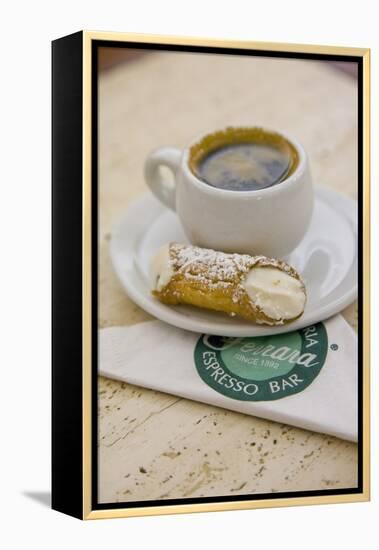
top-left (144, 127), bottom-right (314, 258)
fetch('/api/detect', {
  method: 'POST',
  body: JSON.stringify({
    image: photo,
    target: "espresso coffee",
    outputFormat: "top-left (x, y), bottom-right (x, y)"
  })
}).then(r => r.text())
top-left (189, 128), bottom-right (298, 192)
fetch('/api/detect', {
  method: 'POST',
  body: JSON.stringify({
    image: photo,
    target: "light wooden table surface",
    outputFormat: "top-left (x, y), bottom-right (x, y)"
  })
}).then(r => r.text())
top-left (98, 51), bottom-right (358, 504)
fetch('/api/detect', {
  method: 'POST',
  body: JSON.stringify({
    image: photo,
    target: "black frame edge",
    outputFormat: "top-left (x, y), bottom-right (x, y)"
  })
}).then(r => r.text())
top-left (52, 30), bottom-right (84, 520)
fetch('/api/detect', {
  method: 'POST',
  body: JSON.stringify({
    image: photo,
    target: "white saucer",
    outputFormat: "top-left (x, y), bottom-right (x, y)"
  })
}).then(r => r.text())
top-left (110, 187), bottom-right (357, 336)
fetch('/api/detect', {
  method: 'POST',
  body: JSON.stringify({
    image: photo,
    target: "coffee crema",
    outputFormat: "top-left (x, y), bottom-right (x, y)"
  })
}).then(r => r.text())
top-left (189, 127), bottom-right (299, 192)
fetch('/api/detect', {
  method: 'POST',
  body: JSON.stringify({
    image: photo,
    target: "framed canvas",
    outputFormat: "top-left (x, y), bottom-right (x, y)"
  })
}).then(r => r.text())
top-left (52, 31), bottom-right (370, 520)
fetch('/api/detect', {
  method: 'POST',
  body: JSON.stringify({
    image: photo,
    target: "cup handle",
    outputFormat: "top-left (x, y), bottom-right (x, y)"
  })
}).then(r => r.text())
top-left (144, 147), bottom-right (182, 211)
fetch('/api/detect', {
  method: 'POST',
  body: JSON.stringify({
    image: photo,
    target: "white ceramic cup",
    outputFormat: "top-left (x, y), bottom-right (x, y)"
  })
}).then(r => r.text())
top-left (144, 127), bottom-right (314, 258)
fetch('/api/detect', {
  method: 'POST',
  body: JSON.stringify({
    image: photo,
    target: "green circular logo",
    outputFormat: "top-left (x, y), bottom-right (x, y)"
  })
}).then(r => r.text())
top-left (194, 323), bottom-right (328, 401)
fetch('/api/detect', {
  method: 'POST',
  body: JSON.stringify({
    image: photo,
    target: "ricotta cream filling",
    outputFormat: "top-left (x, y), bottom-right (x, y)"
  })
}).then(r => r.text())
top-left (242, 266), bottom-right (305, 321)
top-left (150, 244), bottom-right (174, 291)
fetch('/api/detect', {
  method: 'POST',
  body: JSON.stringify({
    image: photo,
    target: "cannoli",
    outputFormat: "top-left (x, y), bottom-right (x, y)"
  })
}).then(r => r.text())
top-left (150, 243), bottom-right (306, 325)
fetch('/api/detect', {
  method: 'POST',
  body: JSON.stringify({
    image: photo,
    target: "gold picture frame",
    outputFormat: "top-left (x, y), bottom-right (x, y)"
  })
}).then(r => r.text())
top-left (52, 30), bottom-right (370, 520)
